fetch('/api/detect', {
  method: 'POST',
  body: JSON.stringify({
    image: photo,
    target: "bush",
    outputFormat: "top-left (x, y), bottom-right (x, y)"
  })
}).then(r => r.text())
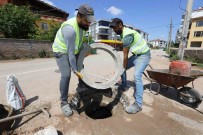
top-left (38, 50), bottom-right (47, 58)
top-left (170, 54), bottom-right (179, 61)
top-left (172, 43), bottom-right (180, 48)
top-left (38, 50), bottom-right (53, 58)
top-left (83, 34), bottom-right (93, 44)
top-left (35, 23), bottom-right (61, 41)
top-left (0, 4), bottom-right (39, 39)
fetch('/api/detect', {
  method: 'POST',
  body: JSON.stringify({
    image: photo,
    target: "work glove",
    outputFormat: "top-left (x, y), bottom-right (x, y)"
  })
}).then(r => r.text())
top-left (74, 71), bottom-right (83, 79)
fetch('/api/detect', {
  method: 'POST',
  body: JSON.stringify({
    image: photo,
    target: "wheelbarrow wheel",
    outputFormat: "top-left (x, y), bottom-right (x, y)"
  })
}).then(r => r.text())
top-left (178, 87), bottom-right (202, 108)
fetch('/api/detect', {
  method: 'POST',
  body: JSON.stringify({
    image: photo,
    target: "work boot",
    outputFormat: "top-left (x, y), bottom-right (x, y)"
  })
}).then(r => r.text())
top-left (125, 102), bottom-right (142, 114)
top-left (61, 101), bottom-right (73, 117)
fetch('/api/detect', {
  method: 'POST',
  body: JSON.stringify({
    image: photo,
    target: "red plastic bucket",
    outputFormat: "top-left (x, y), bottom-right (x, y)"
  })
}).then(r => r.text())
top-left (169, 60), bottom-right (191, 76)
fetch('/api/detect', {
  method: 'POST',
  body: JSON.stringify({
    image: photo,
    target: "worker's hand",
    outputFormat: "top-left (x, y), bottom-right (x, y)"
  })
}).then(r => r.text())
top-left (75, 71), bottom-right (83, 79)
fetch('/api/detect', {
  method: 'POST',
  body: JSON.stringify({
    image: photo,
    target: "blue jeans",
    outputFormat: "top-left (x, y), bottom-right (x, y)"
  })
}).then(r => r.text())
top-left (55, 54), bottom-right (71, 101)
top-left (54, 53), bottom-right (86, 102)
top-left (121, 50), bottom-right (151, 107)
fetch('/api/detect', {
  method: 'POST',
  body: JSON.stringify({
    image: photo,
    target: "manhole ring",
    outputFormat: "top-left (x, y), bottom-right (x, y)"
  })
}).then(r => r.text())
top-left (77, 43), bottom-right (124, 89)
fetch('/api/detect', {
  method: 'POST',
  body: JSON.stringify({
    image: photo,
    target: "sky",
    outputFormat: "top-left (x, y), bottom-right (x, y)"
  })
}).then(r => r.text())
top-left (40, 0), bottom-right (203, 41)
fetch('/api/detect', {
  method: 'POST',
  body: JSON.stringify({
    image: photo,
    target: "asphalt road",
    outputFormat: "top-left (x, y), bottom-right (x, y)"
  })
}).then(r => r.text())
top-left (0, 49), bottom-right (203, 135)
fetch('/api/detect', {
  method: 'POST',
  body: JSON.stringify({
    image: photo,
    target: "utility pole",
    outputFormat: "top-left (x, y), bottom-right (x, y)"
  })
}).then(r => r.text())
top-left (167, 17), bottom-right (173, 53)
top-left (177, 0), bottom-right (194, 60)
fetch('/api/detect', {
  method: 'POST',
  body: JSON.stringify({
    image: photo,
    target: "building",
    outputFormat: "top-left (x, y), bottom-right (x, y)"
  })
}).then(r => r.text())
top-left (176, 7), bottom-right (203, 48)
top-left (89, 19), bottom-right (149, 41)
top-left (175, 13), bottom-right (184, 43)
top-left (187, 7), bottom-right (203, 48)
top-left (0, 0), bottom-right (69, 31)
top-left (89, 20), bottom-right (116, 41)
top-left (148, 39), bottom-right (167, 48)
top-left (134, 28), bottom-right (149, 41)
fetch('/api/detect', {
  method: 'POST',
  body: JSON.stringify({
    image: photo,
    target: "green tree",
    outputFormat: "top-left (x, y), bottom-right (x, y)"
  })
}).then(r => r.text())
top-left (35, 23), bottom-right (61, 42)
top-left (0, 4), bottom-right (39, 39)
top-left (83, 34), bottom-right (93, 44)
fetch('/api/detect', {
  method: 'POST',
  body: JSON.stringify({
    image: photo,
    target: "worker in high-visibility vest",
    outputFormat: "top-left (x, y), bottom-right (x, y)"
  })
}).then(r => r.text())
top-left (52, 4), bottom-right (95, 117)
top-left (110, 18), bottom-right (151, 114)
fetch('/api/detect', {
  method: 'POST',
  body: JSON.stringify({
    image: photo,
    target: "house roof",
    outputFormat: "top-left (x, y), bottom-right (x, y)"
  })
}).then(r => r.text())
top-left (191, 8), bottom-right (203, 19)
top-left (30, 0), bottom-right (69, 16)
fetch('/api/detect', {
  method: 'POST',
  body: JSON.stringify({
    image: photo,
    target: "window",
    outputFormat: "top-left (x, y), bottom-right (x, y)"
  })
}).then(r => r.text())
top-left (194, 31), bottom-right (203, 37)
top-left (99, 29), bottom-right (108, 34)
top-left (189, 22), bottom-right (192, 29)
top-left (190, 42), bottom-right (202, 47)
top-left (41, 22), bottom-right (48, 31)
top-left (196, 21), bottom-right (203, 27)
top-left (99, 21), bottom-right (109, 27)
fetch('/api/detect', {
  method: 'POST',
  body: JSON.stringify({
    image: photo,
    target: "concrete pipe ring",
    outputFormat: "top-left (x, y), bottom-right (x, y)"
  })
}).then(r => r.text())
top-left (77, 43), bottom-right (124, 89)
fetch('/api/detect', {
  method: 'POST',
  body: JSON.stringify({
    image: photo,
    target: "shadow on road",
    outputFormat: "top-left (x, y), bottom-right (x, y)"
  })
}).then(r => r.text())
top-left (125, 79), bottom-right (203, 114)
top-left (26, 96), bottom-right (39, 106)
top-left (144, 82), bottom-right (203, 114)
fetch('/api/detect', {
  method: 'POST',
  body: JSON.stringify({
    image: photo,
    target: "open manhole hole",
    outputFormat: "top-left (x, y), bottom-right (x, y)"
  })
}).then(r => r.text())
top-left (70, 87), bottom-right (129, 120)
top-left (85, 102), bottom-right (112, 119)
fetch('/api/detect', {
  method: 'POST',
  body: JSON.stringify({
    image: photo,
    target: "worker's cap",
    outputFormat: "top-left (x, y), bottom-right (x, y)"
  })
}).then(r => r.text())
top-left (76, 4), bottom-right (96, 23)
top-left (109, 18), bottom-right (123, 28)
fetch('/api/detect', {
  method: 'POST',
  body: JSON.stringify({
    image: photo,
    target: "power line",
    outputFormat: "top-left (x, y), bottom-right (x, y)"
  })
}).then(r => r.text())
top-left (143, 23), bottom-right (180, 30)
top-left (179, 0), bottom-right (187, 12)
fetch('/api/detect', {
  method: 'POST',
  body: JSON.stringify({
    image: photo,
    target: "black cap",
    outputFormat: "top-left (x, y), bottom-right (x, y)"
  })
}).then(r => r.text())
top-left (109, 18), bottom-right (123, 28)
top-left (76, 4), bottom-right (95, 23)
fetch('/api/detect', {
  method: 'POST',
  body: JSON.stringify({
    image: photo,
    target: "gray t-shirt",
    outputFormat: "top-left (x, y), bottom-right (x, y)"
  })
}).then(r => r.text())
top-left (122, 34), bottom-right (134, 48)
top-left (61, 25), bottom-right (83, 72)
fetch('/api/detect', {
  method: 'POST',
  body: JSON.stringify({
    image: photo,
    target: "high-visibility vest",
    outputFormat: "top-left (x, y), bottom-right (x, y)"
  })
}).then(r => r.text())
top-left (121, 27), bottom-right (149, 54)
top-left (52, 17), bottom-right (85, 54)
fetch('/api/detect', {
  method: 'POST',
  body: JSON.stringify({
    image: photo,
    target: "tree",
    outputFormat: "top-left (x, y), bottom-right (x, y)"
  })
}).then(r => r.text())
top-left (35, 23), bottom-right (61, 41)
top-left (83, 33), bottom-right (93, 44)
top-left (0, 4), bottom-right (39, 39)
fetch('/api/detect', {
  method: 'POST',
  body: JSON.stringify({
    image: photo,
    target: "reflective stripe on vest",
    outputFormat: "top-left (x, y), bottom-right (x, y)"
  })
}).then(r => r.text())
top-left (52, 17), bottom-right (85, 54)
top-left (53, 42), bottom-right (67, 52)
top-left (122, 27), bottom-right (149, 54)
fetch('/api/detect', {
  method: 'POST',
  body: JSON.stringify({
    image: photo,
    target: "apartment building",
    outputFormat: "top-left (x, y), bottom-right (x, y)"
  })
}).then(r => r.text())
top-left (89, 20), bottom-right (116, 41)
top-left (89, 19), bottom-right (149, 41)
top-left (187, 7), bottom-right (203, 48)
top-left (0, 0), bottom-right (69, 31)
top-left (148, 39), bottom-right (167, 48)
top-left (176, 7), bottom-right (203, 48)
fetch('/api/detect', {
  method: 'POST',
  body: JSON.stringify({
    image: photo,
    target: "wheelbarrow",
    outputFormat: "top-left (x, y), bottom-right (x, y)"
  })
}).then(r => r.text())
top-left (0, 104), bottom-right (15, 134)
top-left (0, 103), bottom-right (51, 133)
top-left (145, 69), bottom-right (203, 107)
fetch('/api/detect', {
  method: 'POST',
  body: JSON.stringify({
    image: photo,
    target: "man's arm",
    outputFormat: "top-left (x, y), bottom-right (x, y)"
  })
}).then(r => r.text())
top-left (61, 25), bottom-right (77, 72)
top-left (122, 34), bottom-right (134, 69)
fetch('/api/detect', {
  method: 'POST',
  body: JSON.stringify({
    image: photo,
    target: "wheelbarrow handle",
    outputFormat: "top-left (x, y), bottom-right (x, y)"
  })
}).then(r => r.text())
top-left (190, 74), bottom-right (203, 78)
top-left (148, 64), bottom-right (153, 70)
top-left (0, 107), bottom-right (50, 123)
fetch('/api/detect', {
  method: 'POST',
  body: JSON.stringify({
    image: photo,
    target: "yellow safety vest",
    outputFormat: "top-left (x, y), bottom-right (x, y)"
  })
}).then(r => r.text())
top-left (122, 27), bottom-right (149, 54)
top-left (52, 17), bottom-right (85, 54)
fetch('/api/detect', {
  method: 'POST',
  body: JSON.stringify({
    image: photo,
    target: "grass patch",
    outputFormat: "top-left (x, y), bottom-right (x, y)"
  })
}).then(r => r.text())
top-left (197, 63), bottom-right (203, 68)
